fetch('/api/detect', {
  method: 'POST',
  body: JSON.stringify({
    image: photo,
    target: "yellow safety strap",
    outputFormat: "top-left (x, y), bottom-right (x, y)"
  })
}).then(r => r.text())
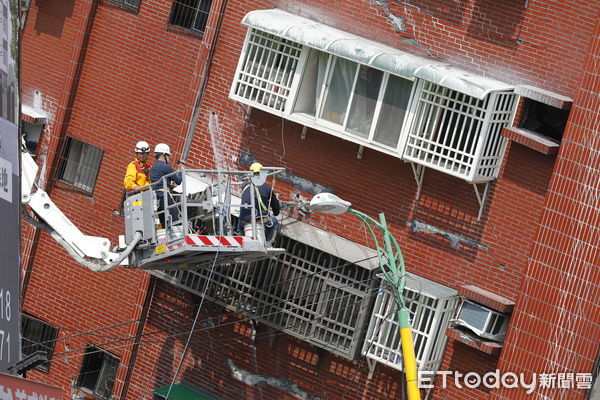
top-left (242, 184), bottom-right (268, 212)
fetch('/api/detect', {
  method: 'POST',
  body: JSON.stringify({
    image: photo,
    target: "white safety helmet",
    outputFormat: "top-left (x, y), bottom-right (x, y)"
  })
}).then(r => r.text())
top-left (135, 141), bottom-right (150, 153)
top-left (154, 143), bottom-right (171, 156)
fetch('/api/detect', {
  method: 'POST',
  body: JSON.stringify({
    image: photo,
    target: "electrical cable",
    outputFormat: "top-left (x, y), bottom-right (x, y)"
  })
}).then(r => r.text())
top-left (68, 285), bottom-right (391, 400)
top-left (24, 237), bottom-right (409, 397)
top-left (47, 287), bottom-right (382, 400)
top-left (50, 273), bottom-right (380, 360)
top-left (28, 253), bottom-right (380, 350)
top-left (55, 272), bottom-right (412, 400)
top-left (26, 256), bottom-right (412, 399)
top-left (164, 239), bottom-right (222, 400)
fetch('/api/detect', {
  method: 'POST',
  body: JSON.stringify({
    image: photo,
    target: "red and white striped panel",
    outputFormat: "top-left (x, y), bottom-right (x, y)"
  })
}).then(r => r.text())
top-left (185, 235), bottom-right (244, 247)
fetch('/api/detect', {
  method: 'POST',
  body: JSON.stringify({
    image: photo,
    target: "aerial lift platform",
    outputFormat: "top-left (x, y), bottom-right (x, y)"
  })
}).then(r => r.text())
top-left (21, 148), bottom-right (285, 272)
top-left (125, 167), bottom-right (285, 270)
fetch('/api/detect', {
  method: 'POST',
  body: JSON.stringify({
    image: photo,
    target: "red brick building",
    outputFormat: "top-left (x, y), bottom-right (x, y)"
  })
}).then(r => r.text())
top-left (19, 0), bottom-right (598, 399)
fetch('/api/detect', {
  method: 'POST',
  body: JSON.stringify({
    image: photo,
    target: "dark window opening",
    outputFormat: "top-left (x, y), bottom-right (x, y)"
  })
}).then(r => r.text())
top-left (21, 314), bottom-right (59, 372)
top-left (77, 345), bottom-right (119, 399)
top-left (519, 98), bottom-right (569, 142)
top-left (106, 0), bottom-right (141, 12)
top-left (23, 121), bottom-right (45, 154)
top-left (169, 0), bottom-right (213, 33)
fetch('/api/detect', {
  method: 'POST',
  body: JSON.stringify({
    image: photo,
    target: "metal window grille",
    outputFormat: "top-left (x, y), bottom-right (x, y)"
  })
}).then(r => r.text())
top-left (169, 0), bottom-right (213, 33)
top-left (106, 0), bottom-right (141, 12)
top-left (21, 314), bottom-right (59, 372)
top-left (153, 235), bottom-right (376, 359)
top-left (77, 345), bottom-right (119, 399)
top-left (58, 137), bottom-right (103, 194)
top-left (475, 92), bottom-right (518, 181)
top-left (231, 29), bottom-right (302, 112)
top-left (403, 81), bottom-right (517, 182)
top-left (362, 275), bottom-right (458, 373)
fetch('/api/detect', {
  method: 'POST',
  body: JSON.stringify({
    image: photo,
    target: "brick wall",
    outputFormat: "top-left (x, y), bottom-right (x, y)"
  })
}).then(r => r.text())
top-left (126, 280), bottom-right (412, 400)
top-left (490, 12), bottom-right (600, 400)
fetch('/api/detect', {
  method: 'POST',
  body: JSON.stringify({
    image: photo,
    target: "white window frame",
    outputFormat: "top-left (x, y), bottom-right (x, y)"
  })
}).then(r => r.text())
top-left (230, 29), bottom-right (303, 113)
top-left (400, 80), bottom-right (517, 182)
top-left (289, 49), bottom-right (416, 154)
top-left (230, 27), bottom-right (517, 183)
top-left (362, 276), bottom-right (458, 374)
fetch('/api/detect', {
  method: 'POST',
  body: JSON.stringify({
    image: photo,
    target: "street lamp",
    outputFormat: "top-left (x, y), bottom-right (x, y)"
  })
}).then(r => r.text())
top-left (310, 193), bottom-right (421, 400)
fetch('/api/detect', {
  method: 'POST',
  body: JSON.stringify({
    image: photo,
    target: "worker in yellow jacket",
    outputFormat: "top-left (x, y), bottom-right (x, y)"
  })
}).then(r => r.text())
top-left (123, 141), bottom-right (151, 193)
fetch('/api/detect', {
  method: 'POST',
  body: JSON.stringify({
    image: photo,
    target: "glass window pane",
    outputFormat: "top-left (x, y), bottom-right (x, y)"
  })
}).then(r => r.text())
top-left (293, 49), bottom-right (328, 116)
top-left (95, 356), bottom-right (119, 397)
top-left (61, 139), bottom-right (83, 185)
top-left (320, 57), bottom-right (357, 125)
top-left (346, 66), bottom-right (383, 138)
top-left (58, 138), bottom-right (103, 193)
top-left (78, 145), bottom-right (103, 191)
top-left (78, 347), bottom-right (102, 391)
top-left (373, 74), bottom-right (412, 147)
top-left (107, 0), bottom-right (140, 11)
top-left (193, 0), bottom-right (212, 32)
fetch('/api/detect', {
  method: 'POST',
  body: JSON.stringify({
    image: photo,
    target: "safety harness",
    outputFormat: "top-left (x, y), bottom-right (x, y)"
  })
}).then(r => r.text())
top-left (243, 184), bottom-right (269, 213)
top-left (132, 160), bottom-right (150, 179)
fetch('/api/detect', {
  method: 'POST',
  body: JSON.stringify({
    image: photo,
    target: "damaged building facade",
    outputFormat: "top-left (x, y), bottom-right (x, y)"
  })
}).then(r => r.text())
top-left (19, 0), bottom-right (598, 399)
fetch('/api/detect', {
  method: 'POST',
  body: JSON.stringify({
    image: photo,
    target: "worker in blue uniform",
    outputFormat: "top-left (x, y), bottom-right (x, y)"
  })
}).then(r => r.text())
top-left (150, 143), bottom-right (184, 229)
top-left (238, 162), bottom-right (281, 245)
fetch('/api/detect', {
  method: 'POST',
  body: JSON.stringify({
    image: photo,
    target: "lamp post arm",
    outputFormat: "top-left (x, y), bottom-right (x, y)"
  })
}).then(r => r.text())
top-left (348, 208), bottom-right (420, 400)
top-left (347, 209), bottom-right (396, 285)
top-left (347, 209), bottom-right (406, 295)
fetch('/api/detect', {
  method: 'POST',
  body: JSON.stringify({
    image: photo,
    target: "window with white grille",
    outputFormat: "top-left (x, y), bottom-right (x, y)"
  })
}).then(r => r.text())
top-left (362, 275), bottom-right (458, 373)
top-left (231, 36), bottom-right (413, 151)
top-left (153, 235), bottom-right (376, 359)
top-left (230, 26), bottom-right (517, 183)
top-left (232, 30), bottom-right (302, 112)
top-left (402, 81), bottom-right (517, 182)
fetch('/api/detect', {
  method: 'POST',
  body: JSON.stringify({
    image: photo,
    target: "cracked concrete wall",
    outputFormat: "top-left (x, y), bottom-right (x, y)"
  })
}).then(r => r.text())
top-left (227, 359), bottom-right (325, 400)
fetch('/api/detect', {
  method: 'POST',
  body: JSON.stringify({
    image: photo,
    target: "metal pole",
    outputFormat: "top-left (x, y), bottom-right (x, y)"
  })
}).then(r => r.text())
top-left (347, 209), bottom-right (421, 400)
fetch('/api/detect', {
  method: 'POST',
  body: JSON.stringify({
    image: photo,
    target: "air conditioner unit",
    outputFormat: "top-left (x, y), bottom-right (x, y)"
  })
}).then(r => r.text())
top-left (451, 299), bottom-right (509, 342)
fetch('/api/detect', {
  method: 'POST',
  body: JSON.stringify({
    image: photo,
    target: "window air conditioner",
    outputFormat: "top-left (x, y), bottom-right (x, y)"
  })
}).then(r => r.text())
top-left (451, 299), bottom-right (509, 342)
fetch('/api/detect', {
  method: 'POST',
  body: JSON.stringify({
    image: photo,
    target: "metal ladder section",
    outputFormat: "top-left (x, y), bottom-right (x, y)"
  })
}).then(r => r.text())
top-left (123, 167), bottom-right (285, 270)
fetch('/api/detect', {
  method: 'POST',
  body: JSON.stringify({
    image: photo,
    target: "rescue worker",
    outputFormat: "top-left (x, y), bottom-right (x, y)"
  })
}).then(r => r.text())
top-left (150, 143), bottom-right (184, 229)
top-left (238, 162), bottom-right (281, 245)
top-left (123, 141), bottom-right (151, 193)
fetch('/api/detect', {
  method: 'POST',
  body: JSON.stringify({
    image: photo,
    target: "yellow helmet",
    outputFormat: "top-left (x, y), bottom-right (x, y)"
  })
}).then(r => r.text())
top-left (249, 162), bottom-right (263, 173)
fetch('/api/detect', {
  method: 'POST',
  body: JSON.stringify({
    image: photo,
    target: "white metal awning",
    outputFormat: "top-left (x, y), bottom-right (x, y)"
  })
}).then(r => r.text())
top-left (280, 218), bottom-right (380, 270)
top-left (242, 9), bottom-right (514, 99)
top-left (281, 216), bottom-right (457, 296)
